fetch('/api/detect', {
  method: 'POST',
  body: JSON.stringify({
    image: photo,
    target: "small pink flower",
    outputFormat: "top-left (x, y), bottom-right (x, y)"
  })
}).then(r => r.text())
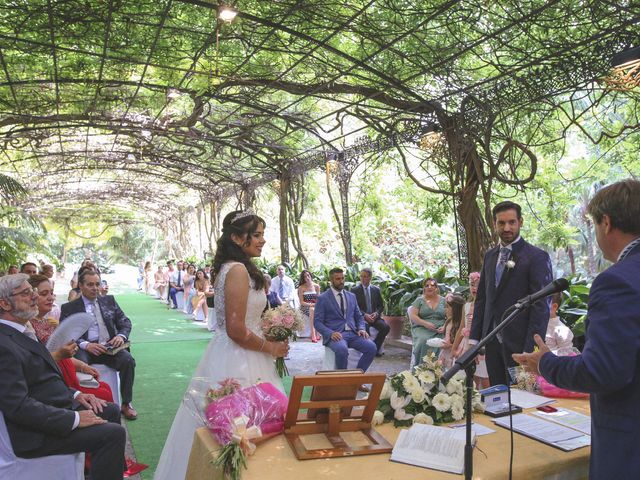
top-left (282, 315), bottom-right (295, 328)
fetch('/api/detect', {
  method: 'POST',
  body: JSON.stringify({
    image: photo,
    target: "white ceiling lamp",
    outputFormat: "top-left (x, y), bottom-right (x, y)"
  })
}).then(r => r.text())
top-left (218, 5), bottom-right (237, 23)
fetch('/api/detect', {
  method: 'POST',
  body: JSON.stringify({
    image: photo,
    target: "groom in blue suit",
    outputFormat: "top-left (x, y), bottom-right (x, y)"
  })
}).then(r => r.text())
top-left (314, 268), bottom-right (377, 371)
top-left (514, 179), bottom-right (640, 480)
top-left (470, 201), bottom-right (552, 385)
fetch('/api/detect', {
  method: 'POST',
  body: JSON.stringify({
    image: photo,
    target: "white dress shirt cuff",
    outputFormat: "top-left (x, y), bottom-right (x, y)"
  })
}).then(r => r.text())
top-left (72, 412), bottom-right (80, 430)
top-left (79, 341), bottom-right (89, 350)
top-left (468, 339), bottom-right (478, 346)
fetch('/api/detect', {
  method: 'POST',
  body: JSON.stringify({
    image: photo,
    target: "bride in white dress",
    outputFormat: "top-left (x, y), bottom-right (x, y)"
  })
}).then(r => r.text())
top-left (154, 210), bottom-right (289, 480)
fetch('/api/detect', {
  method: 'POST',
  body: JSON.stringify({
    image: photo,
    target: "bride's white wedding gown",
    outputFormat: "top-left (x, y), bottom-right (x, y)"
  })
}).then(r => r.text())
top-left (154, 262), bottom-right (283, 480)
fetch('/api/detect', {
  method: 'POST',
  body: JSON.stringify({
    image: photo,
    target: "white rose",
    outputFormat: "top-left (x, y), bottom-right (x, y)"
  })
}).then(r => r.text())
top-left (413, 413), bottom-right (434, 425)
top-left (390, 391), bottom-right (410, 410)
top-left (446, 381), bottom-right (458, 395)
top-left (380, 380), bottom-right (392, 400)
top-left (394, 408), bottom-right (414, 421)
top-left (433, 393), bottom-right (452, 412)
top-left (453, 370), bottom-right (466, 382)
top-left (452, 404), bottom-right (465, 421)
top-left (411, 387), bottom-right (426, 404)
top-left (372, 410), bottom-right (385, 426)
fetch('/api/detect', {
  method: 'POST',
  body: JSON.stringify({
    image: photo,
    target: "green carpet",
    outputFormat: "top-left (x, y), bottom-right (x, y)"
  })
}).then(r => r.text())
top-left (116, 294), bottom-right (212, 479)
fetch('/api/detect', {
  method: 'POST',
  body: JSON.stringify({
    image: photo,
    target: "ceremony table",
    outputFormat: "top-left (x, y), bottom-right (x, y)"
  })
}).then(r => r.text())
top-left (185, 398), bottom-right (590, 480)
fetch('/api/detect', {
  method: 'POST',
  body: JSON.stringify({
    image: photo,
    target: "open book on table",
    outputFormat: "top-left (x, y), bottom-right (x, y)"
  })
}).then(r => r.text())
top-left (390, 423), bottom-right (474, 474)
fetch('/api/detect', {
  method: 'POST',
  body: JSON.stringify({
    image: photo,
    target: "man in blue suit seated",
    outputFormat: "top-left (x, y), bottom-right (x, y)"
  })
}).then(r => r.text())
top-left (314, 267), bottom-right (377, 371)
top-left (514, 179), bottom-right (640, 480)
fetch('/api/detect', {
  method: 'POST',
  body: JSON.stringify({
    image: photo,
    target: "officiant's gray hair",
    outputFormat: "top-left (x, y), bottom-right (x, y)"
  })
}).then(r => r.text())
top-left (0, 273), bottom-right (29, 300)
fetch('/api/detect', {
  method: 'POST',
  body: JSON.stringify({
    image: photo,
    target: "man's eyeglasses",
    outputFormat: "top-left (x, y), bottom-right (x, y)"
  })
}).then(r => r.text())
top-left (10, 287), bottom-right (38, 297)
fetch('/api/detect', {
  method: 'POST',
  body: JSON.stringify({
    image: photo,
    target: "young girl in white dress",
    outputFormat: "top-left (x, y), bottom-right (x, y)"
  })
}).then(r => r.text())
top-left (154, 210), bottom-right (289, 480)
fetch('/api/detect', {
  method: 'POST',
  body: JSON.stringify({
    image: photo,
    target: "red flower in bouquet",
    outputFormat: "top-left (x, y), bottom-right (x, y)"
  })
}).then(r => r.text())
top-left (260, 304), bottom-right (303, 377)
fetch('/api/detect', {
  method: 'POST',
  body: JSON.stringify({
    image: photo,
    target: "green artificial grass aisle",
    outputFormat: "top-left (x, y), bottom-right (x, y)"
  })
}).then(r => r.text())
top-left (115, 294), bottom-right (212, 479)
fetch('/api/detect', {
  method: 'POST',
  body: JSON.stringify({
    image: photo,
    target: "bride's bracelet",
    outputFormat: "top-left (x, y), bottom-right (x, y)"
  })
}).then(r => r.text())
top-left (259, 338), bottom-right (266, 352)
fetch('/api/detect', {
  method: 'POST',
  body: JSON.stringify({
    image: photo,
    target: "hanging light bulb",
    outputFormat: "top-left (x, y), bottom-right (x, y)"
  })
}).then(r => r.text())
top-left (218, 5), bottom-right (237, 23)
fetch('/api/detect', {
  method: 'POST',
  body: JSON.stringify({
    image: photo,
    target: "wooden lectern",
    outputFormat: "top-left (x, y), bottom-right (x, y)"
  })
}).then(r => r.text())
top-left (284, 370), bottom-right (393, 460)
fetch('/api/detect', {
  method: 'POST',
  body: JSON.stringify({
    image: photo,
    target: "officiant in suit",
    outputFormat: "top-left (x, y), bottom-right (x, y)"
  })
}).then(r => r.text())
top-left (514, 179), bottom-right (640, 480)
top-left (352, 268), bottom-right (389, 355)
top-left (60, 270), bottom-right (138, 420)
top-left (469, 201), bottom-right (552, 385)
top-left (0, 274), bottom-right (125, 480)
top-left (314, 268), bottom-right (377, 371)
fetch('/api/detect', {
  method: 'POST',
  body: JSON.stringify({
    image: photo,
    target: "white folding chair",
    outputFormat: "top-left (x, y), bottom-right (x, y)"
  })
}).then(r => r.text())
top-left (92, 364), bottom-right (121, 406)
top-left (0, 411), bottom-right (84, 480)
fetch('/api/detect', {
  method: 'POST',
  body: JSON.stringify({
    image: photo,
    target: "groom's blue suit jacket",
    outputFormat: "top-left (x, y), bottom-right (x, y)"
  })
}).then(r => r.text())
top-left (539, 242), bottom-right (640, 479)
top-left (314, 289), bottom-right (366, 345)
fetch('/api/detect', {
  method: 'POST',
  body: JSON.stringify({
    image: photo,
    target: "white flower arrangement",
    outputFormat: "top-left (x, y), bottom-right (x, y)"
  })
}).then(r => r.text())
top-left (506, 259), bottom-right (516, 269)
top-left (376, 352), bottom-right (484, 427)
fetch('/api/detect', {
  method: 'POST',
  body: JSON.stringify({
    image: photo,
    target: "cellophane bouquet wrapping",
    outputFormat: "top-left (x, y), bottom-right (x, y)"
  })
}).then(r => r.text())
top-left (260, 304), bottom-right (303, 377)
top-left (204, 380), bottom-right (289, 480)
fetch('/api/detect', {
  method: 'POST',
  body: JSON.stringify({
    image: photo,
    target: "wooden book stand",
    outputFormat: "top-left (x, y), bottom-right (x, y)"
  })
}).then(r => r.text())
top-left (284, 370), bottom-right (393, 460)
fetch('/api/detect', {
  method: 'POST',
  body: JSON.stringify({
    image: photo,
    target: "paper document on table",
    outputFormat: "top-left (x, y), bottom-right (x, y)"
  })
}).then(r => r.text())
top-left (390, 423), bottom-right (472, 474)
top-left (494, 414), bottom-right (590, 451)
top-left (449, 423), bottom-right (496, 436)
top-left (532, 408), bottom-right (591, 435)
top-left (508, 388), bottom-right (556, 409)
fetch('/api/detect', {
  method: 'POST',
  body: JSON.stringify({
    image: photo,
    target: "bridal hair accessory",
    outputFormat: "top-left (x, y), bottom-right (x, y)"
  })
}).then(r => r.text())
top-left (231, 209), bottom-right (255, 224)
top-left (506, 260), bottom-right (516, 269)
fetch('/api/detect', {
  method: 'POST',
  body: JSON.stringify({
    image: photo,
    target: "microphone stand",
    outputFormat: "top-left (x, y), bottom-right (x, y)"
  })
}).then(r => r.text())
top-left (442, 300), bottom-right (532, 480)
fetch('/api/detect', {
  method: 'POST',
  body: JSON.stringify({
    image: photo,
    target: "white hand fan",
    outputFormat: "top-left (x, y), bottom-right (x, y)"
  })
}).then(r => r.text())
top-left (45, 312), bottom-right (94, 352)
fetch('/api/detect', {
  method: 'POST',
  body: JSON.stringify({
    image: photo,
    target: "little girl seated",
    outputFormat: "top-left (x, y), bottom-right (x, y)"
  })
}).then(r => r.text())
top-left (438, 293), bottom-right (465, 369)
top-left (545, 292), bottom-right (574, 355)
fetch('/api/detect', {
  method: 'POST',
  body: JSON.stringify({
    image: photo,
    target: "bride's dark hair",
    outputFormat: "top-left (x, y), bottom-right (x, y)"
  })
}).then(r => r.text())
top-left (212, 210), bottom-right (266, 290)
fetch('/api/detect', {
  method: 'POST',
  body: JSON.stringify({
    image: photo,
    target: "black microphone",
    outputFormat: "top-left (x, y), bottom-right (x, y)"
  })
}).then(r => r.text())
top-left (516, 278), bottom-right (569, 307)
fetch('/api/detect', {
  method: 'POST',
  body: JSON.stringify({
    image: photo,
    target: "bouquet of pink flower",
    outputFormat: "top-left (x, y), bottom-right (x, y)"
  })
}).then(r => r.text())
top-left (260, 304), bottom-right (303, 377)
top-left (205, 381), bottom-right (288, 480)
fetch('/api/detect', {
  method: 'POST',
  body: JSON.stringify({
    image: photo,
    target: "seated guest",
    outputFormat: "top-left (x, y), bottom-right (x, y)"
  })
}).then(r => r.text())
top-left (61, 269), bottom-right (138, 420)
top-left (20, 262), bottom-right (38, 276)
top-left (264, 274), bottom-right (282, 309)
top-left (297, 269), bottom-right (321, 342)
top-left (352, 268), bottom-right (390, 355)
top-left (0, 274), bottom-right (125, 480)
top-left (67, 264), bottom-right (96, 302)
top-left (270, 265), bottom-right (296, 307)
top-left (545, 292), bottom-right (574, 354)
top-left (154, 265), bottom-right (167, 300)
top-left (28, 274), bottom-right (113, 402)
top-left (408, 278), bottom-right (446, 366)
top-left (192, 268), bottom-right (213, 320)
top-left (438, 293), bottom-right (465, 369)
top-left (168, 260), bottom-right (185, 309)
top-left (314, 268), bottom-right (377, 371)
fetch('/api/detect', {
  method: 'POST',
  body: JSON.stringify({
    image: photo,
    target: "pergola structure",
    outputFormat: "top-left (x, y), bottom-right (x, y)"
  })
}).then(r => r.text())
top-left (0, 0), bottom-right (637, 269)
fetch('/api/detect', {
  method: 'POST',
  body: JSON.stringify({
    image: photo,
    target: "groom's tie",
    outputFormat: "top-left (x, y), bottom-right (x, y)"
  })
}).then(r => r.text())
top-left (495, 247), bottom-right (511, 287)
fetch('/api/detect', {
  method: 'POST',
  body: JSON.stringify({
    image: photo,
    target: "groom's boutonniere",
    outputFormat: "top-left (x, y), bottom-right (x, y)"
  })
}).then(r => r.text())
top-left (506, 259), bottom-right (516, 269)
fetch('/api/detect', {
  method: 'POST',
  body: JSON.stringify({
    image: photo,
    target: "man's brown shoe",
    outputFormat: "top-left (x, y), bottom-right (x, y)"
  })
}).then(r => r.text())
top-left (121, 404), bottom-right (138, 420)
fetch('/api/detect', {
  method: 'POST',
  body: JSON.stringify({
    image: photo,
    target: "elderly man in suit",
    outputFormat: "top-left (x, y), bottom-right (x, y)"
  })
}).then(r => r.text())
top-left (514, 179), bottom-right (640, 480)
top-left (0, 274), bottom-right (125, 480)
top-left (352, 268), bottom-right (390, 356)
top-left (469, 201), bottom-right (553, 385)
top-left (314, 267), bottom-right (377, 371)
top-left (61, 270), bottom-right (138, 420)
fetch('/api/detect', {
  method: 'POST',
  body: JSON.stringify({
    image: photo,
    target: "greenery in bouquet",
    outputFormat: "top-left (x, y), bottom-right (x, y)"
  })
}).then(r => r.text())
top-left (376, 352), bottom-right (484, 427)
top-left (260, 304), bottom-right (304, 377)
